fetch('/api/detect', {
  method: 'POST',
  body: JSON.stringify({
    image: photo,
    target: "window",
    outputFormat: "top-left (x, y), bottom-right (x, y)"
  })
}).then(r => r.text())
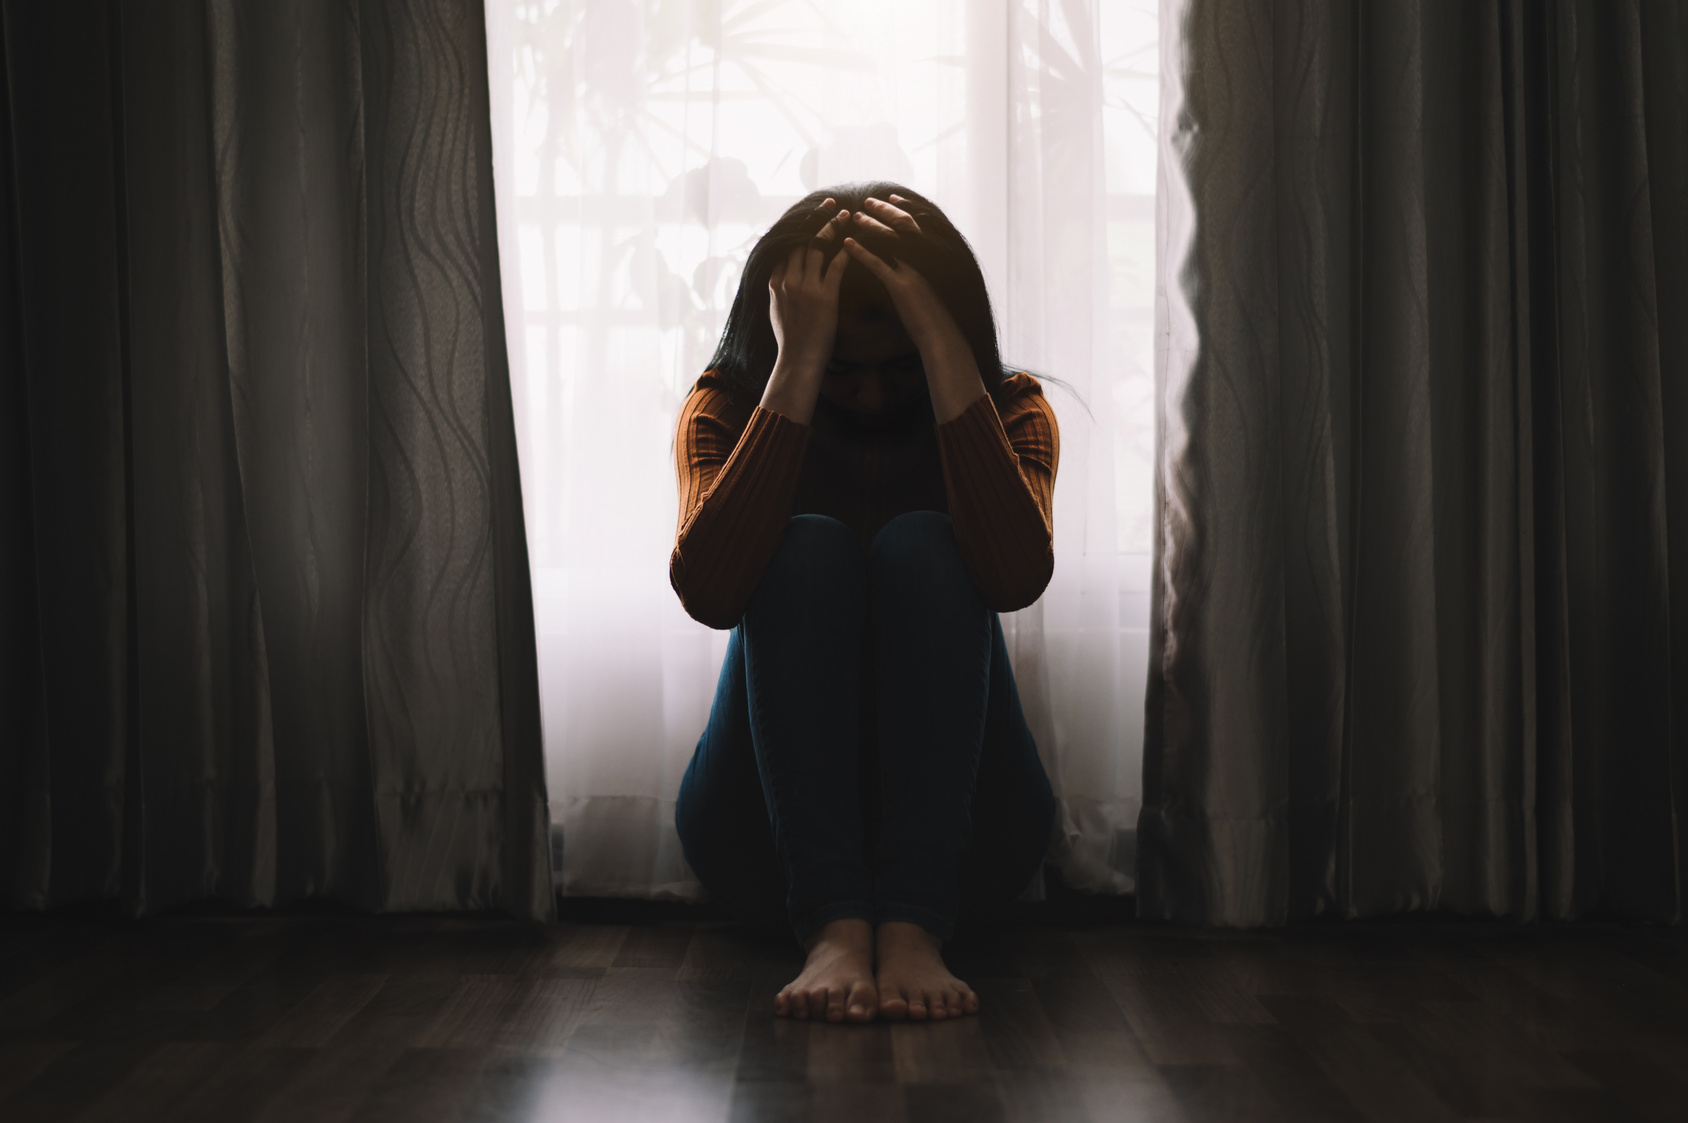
top-left (485, 0), bottom-right (1158, 897)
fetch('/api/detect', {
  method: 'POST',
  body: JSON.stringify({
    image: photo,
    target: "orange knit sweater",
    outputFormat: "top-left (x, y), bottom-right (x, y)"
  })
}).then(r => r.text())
top-left (670, 369), bottom-right (1060, 629)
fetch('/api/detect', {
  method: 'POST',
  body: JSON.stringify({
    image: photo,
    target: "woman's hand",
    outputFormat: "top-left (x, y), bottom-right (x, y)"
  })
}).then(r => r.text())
top-left (768, 202), bottom-right (851, 373)
top-left (759, 200), bottom-right (850, 425)
top-left (841, 196), bottom-right (964, 354)
top-left (843, 196), bottom-right (987, 424)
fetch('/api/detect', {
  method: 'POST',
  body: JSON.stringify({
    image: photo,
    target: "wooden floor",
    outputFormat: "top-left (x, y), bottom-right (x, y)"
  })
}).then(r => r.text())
top-left (1, 908), bottom-right (1685, 1122)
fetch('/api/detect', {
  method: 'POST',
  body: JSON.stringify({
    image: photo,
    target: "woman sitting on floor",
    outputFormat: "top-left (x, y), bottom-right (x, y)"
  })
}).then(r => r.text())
top-left (670, 184), bottom-right (1059, 1024)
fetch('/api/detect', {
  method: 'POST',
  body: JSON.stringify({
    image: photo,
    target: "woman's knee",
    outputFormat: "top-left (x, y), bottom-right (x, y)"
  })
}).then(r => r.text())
top-left (750, 514), bottom-right (865, 617)
top-left (769, 514), bottom-right (862, 579)
top-left (868, 510), bottom-right (970, 591)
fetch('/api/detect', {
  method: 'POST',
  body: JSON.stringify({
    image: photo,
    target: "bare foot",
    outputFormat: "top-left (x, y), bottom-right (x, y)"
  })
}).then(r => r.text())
top-left (775, 918), bottom-right (878, 1023)
top-left (874, 920), bottom-right (980, 1022)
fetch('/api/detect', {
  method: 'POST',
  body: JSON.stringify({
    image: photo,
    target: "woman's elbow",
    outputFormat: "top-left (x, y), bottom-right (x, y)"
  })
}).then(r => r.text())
top-left (982, 548), bottom-right (1054, 613)
top-left (681, 596), bottom-right (743, 631)
top-left (669, 557), bottom-right (744, 630)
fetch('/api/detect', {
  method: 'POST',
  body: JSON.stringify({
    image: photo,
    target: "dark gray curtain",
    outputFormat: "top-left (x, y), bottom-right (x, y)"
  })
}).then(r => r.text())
top-left (1140, 0), bottom-right (1688, 925)
top-left (0, 0), bottom-right (553, 919)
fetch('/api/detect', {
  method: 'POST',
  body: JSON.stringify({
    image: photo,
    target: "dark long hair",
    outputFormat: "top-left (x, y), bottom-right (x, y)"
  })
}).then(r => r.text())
top-left (709, 182), bottom-right (1049, 405)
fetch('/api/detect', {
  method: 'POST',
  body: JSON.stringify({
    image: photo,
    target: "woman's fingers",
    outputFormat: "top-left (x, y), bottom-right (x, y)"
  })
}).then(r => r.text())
top-left (810, 209), bottom-right (851, 281)
top-left (824, 239), bottom-right (850, 295)
top-left (849, 211), bottom-right (900, 239)
top-left (784, 243), bottom-right (812, 289)
top-left (817, 207), bottom-right (850, 244)
top-left (842, 236), bottom-right (897, 283)
top-left (806, 196), bottom-right (838, 240)
top-left (864, 196), bottom-right (921, 234)
top-left (844, 233), bottom-right (957, 348)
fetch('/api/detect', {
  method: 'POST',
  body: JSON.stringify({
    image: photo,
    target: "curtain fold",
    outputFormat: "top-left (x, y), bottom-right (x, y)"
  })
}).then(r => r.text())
top-left (0, 0), bottom-right (551, 919)
top-left (1142, 0), bottom-right (1688, 925)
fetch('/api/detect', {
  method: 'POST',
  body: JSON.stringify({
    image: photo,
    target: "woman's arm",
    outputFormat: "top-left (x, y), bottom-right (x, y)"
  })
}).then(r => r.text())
top-left (934, 377), bottom-right (1059, 612)
top-left (757, 203), bottom-right (853, 425)
top-left (841, 198), bottom-right (987, 426)
top-left (670, 384), bottom-right (811, 629)
top-left (840, 199), bottom-right (1059, 611)
top-left (671, 205), bottom-right (852, 629)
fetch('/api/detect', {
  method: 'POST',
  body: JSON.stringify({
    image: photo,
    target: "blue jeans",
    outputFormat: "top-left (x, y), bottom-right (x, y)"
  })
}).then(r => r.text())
top-left (675, 511), bottom-right (1056, 944)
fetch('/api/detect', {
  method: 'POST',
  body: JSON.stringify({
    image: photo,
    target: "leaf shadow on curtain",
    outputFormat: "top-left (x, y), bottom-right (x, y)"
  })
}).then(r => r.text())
top-left (1142, 0), bottom-right (1688, 925)
top-left (0, 0), bottom-right (551, 919)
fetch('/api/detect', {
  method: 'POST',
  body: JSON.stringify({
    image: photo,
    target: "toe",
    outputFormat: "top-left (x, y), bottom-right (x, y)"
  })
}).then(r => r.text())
top-left (878, 984), bottom-right (909, 1021)
top-left (961, 988), bottom-right (981, 1015)
top-left (791, 989), bottom-right (810, 1019)
top-left (846, 980), bottom-right (876, 1023)
top-left (774, 988), bottom-right (791, 1017)
top-left (826, 985), bottom-right (847, 1023)
top-left (907, 992), bottom-right (929, 1021)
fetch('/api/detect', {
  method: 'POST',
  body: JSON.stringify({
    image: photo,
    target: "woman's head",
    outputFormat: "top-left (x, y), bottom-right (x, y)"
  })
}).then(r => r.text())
top-left (708, 183), bottom-right (1007, 417)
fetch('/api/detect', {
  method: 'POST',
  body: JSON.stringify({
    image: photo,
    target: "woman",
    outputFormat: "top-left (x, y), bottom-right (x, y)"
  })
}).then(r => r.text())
top-left (670, 183), bottom-right (1059, 1025)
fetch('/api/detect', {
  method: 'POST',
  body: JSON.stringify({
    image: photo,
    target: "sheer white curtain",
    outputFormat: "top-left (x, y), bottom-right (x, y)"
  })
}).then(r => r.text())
top-left (483, 0), bottom-right (1158, 899)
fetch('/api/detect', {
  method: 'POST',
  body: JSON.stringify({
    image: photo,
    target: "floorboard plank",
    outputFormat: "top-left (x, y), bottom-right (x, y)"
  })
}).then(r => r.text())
top-left (1072, 1074), bottom-right (1188, 1123)
top-left (0, 1041), bottom-right (76, 1103)
top-left (256, 973), bottom-right (387, 1049)
top-left (1255, 993), bottom-right (1459, 1123)
top-left (810, 1083), bottom-right (908, 1123)
top-left (1218, 1023), bottom-right (1364, 1122)
top-left (502, 1064), bottom-right (736, 1122)
top-left (973, 977), bottom-right (1065, 1070)
top-left (543, 925), bottom-right (629, 973)
top-left (612, 925), bottom-right (696, 972)
top-left (250, 1024), bottom-right (413, 1123)
top-left (353, 1047), bottom-right (489, 1123)
top-left (901, 1080), bottom-right (1008, 1123)
top-left (1156, 1062), bottom-right (1287, 1123)
top-left (72, 1040), bottom-right (240, 1123)
top-left (168, 1045), bottom-right (317, 1123)
top-left (889, 1018), bottom-right (994, 1084)
top-left (728, 1080), bottom-right (812, 1123)
top-left (1103, 969), bottom-right (1236, 1066)
top-left (806, 1023), bottom-right (896, 1085)
top-left (0, 1040), bottom-right (160, 1121)
top-left (1558, 1048), bottom-right (1688, 1123)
